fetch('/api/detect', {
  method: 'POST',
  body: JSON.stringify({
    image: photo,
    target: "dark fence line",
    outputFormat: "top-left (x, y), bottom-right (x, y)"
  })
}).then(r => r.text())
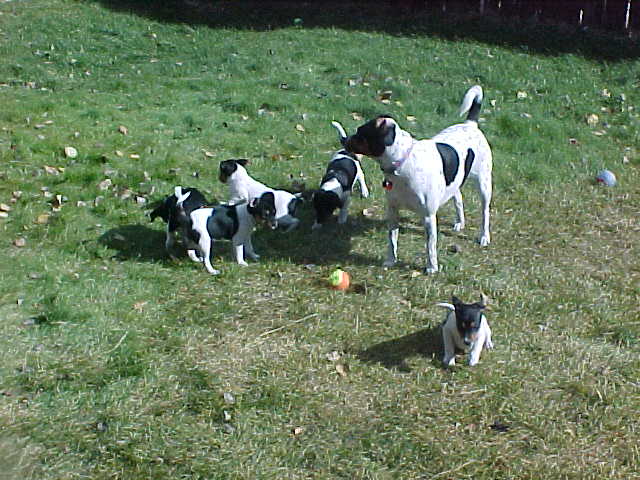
top-left (400, 0), bottom-right (637, 33)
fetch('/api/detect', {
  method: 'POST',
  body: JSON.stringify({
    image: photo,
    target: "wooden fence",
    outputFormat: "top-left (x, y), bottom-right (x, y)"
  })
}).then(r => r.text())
top-left (403, 0), bottom-right (637, 33)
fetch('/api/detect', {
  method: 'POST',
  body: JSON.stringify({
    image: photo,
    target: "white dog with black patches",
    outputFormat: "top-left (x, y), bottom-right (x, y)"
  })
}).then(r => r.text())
top-left (438, 295), bottom-right (493, 366)
top-left (311, 121), bottom-right (369, 229)
top-left (344, 85), bottom-right (492, 273)
top-left (218, 159), bottom-right (302, 232)
top-left (175, 189), bottom-right (278, 275)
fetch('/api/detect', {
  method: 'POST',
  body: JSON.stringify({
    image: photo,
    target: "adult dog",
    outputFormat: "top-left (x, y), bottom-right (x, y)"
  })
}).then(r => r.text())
top-left (344, 85), bottom-right (492, 273)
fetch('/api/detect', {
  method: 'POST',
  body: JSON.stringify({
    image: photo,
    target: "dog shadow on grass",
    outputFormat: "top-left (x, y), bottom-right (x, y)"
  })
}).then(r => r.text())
top-left (356, 325), bottom-right (443, 372)
top-left (98, 224), bottom-right (170, 262)
top-left (254, 202), bottom-right (385, 267)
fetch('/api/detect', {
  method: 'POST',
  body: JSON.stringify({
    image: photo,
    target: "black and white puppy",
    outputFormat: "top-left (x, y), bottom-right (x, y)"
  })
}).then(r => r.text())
top-left (218, 159), bottom-right (302, 232)
top-left (175, 190), bottom-right (277, 275)
top-left (437, 295), bottom-right (493, 367)
top-left (150, 186), bottom-right (208, 255)
top-left (344, 85), bottom-right (492, 273)
top-left (311, 121), bottom-right (369, 229)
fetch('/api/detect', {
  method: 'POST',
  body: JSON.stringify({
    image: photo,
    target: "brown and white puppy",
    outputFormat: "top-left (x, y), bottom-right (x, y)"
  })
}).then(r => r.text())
top-left (343, 85), bottom-right (492, 273)
top-left (437, 295), bottom-right (493, 366)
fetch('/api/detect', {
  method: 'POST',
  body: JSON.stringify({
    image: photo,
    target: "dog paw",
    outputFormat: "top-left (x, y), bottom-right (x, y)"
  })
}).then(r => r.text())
top-left (444, 357), bottom-right (456, 367)
top-left (206, 267), bottom-right (221, 275)
top-left (424, 266), bottom-right (439, 274)
top-left (453, 222), bottom-right (465, 232)
top-left (248, 254), bottom-right (260, 261)
top-left (237, 261), bottom-right (249, 267)
top-left (486, 340), bottom-right (494, 350)
top-left (187, 250), bottom-right (202, 262)
top-left (361, 190), bottom-right (370, 199)
top-left (382, 259), bottom-right (397, 268)
top-left (478, 235), bottom-right (490, 247)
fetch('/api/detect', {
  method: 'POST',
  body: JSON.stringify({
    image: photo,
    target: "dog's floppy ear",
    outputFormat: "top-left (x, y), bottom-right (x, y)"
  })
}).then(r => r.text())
top-left (452, 296), bottom-right (463, 309)
top-left (478, 293), bottom-right (489, 309)
top-left (376, 116), bottom-right (397, 147)
top-left (235, 159), bottom-right (249, 167)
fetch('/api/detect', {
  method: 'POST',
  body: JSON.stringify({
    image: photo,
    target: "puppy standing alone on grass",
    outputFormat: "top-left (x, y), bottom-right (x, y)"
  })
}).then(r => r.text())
top-left (438, 295), bottom-right (493, 366)
top-left (218, 159), bottom-right (303, 232)
top-left (312, 121), bottom-right (369, 229)
top-left (344, 85), bottom-right (493, 273)
top-left (175, 189), bottom-right (278, 275)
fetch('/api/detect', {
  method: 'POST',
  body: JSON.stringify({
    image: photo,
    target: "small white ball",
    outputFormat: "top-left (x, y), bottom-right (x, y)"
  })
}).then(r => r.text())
top-left (596, 169), bottom-right (616, 187)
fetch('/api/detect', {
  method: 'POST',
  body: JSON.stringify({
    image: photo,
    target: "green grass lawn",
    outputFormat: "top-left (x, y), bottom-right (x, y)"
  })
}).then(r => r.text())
top-left (1, 0), bottom-right (640, 478)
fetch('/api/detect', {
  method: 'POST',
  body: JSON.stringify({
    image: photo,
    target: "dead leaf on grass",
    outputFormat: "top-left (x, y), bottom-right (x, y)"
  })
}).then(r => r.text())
top-left (335, 363), bottom-right (348, 377)
top-left (13, 237), bottom-right (26, 247)
top-left (133, 301), bottom-right (147, 312)
top-left (295, 124), bottom-right (306, 132)
top-left (36, 214), bottom-right (50, 224)
top-left (64, 146), bottom-right (78, 158)
top-left (118, 125), bottom-right (128, 135)
top-left (98, 179), bottom-right (112, 191)
top-left (44, 165), bottom-right (63, 175)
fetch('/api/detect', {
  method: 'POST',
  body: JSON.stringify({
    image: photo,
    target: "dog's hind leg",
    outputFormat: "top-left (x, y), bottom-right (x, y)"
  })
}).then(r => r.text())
top-left (478, 179), bottom-right (491, 246)
top-left (338, 195), bottom-right (351, 224)
top-left (424, 213), bottom-right (439, 274)
top-left (199, 236), bottom-right (220, 275)
top-left (452, 190), bottom-right (465, 232)
top-left (474, 168), bottom-right (492, 246)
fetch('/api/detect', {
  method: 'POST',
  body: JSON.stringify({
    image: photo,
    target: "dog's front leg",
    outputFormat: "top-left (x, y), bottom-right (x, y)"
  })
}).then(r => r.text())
top-left (187, 249), bottom-right (202, 262)
top-left (244, 236), bottom-right (260, 261)
top-left (356, 162), bottom-right (369, 198)
top-left (232, 239), bottom-right (249, 267)
top-left (424, 214), bottom-right (439, 274)
top-left (338, 194), bottom-right (351, 224)
top-left (452, 190), bottom-right (465, 232)
top-left (467, 335), bottom-right (485, 366)
top-left (484, 322), bottom-right (494, 350)
top-left (383, 205), bottom-right (400, 267)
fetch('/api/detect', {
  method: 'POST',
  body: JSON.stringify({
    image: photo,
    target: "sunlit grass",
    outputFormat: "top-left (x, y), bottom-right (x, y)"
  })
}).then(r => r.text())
top-left (1, 0), bottom-right (639, 478)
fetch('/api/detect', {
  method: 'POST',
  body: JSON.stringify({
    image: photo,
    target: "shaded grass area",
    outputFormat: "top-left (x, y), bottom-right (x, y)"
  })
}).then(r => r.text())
top-left (1, 0), bottom-right (640, 478)
top-left (93, 0), bottom-right (640, 61)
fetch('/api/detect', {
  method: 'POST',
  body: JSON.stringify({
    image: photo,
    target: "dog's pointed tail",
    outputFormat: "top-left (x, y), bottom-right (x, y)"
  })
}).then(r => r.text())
top-left (436, 302), bottom-right (456, 311)
top-left (459, 85), bottom-right (483, 123)
top-left (331, 121), bottom-right (348, 147)
top-left (176, 190), bottom-right (192, 209)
